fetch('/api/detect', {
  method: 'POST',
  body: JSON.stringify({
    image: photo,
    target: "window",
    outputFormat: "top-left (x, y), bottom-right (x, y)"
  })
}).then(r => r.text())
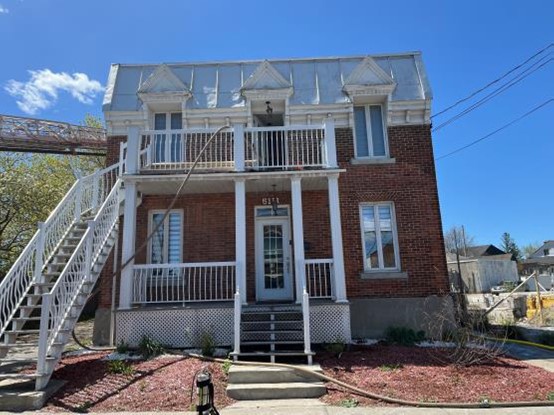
top-left (360, 203), bottom-right (399, 271)
top-left (153, 112), bottom-right (183, 163)
top-left (149, 210), bottom-right (183, 264)
top-left (353, 104), bottom-right (387, 158)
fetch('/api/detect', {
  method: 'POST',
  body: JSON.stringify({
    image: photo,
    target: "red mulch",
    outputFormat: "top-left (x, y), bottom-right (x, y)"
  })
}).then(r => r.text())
top-left (43, 352), bottom-right (234, 412)
top-left (318, 344), bottom-right (554, 406)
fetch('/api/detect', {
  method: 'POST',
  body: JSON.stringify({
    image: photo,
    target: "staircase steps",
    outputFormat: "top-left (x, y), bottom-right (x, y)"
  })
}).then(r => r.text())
top-left (226, 365), bottom-right (325, 400)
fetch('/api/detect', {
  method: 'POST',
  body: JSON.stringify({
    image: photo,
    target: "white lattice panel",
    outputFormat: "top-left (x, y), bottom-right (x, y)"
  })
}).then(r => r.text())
top-left (310, 303), bottom-right (351, 343)
top-left (116, 307), bottom-right (234, 348)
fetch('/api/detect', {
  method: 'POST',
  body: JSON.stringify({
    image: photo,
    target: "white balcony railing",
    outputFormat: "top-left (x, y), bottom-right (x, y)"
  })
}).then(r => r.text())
top-left (132, 262), bottom-right (236, 304)
top-left (245, 125), bottom-right (326, 170)
top-left (125, 121), bottom-right (337, 174)
top-left (139, 129), bottom-right (235, 171)
top-left (305, 259), bottom-right (334, 298)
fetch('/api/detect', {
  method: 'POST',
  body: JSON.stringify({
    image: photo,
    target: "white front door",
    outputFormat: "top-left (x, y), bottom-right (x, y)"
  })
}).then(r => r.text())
top-left (255, 217), bottom-right (293, 301)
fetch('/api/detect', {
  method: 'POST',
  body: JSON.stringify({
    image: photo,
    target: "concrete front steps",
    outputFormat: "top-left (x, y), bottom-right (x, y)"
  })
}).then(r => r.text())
top-left (226, 364), bottom-right (326, 400)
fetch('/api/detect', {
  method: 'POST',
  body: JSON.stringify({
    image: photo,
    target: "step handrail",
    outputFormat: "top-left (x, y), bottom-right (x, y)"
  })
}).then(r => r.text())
top-left (37, 178), bottom-right (122, 378)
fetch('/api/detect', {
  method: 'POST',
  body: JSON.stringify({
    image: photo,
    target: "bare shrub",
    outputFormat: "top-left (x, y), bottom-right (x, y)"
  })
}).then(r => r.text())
top-left (422, 295), bottom-right (506, 367)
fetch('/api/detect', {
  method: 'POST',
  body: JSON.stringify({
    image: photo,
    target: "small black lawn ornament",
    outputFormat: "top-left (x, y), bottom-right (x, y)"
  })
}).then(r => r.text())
top-left (196, 370), bottom-right (219, 415)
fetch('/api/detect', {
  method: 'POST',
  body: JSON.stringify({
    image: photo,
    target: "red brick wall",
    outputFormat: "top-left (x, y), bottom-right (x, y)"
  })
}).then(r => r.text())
top-left (97, 126), bottom-right (448, 308)
top-left (336, 126), bottom-right (449, 298)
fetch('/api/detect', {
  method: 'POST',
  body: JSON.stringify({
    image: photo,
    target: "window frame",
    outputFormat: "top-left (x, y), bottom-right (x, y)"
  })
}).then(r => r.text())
top-left (352, 104), bottom-right (389, 159)
top-left (359, 202), bottom-right (400, 272)
top-left (147, 209), bottom-right (184, 265)
top-left (153, 112), bottom-right (183, 131)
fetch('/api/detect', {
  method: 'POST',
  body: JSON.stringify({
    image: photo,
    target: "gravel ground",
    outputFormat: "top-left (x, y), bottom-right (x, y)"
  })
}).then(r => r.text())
top-left (317, 344), bottom-right (554, 406)
top-left (43, 352), bottom-right (233, 412)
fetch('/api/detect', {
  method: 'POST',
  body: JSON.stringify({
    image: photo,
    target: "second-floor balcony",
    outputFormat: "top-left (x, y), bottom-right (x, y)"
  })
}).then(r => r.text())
top-left (122, 122), bottom-right (338, 175)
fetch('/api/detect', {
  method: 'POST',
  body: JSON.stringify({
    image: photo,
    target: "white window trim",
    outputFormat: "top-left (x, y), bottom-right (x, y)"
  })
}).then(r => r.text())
top-left (353, 104), bottom-right (390, 159)
top-left (153, 112), bottom-right (183, 131)
top-left (359, 202), bottom-right (400, 272)
top-left (147, 209), bottom-right (184, 264)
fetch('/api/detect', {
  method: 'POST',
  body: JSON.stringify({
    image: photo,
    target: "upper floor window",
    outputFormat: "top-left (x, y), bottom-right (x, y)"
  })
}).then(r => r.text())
top-left (353, 105), bottom-right (388, 158)
top-left (154, 112), bottom-right (182, 131)
top-left (360, 203), bottom-right (399, 271)
top-left (149, 210), bottom-right (183, 264)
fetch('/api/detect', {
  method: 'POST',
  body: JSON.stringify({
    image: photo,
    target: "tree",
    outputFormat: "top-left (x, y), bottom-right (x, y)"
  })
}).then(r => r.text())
top-left (444, 225), bottom-right (475, 255)
top-left (521, 242), bottom-right (541, 259)
top-left (0, 115), bottom-right (106, 278)
top-left (500, 232), bottom-right (522, 262)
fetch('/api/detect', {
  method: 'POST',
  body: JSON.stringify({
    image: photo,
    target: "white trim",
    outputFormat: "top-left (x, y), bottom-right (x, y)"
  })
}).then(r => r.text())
top-left (359, 202), bottom-right (401, 272)
top-left (147, 209), bottom-right (184, 265)
top-left (344, 56), bottom-right (396, 86)
top-left (353, 104), bottom-right (390, 159)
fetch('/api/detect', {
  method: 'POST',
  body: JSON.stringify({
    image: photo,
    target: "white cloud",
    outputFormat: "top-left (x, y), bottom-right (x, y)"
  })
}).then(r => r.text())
top-left (0, 5), bottom-right (9, 13)
top-left (5, 69), bottom-right (104, 115)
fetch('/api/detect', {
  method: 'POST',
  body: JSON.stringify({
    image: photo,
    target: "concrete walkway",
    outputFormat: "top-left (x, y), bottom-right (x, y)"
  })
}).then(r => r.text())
top-left (5, 401), bottom-right (554, 415)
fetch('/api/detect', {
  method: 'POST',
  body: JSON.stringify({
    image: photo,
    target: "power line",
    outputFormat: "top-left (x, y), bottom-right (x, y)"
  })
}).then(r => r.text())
top-left (433, 55), bottom-right (553, 132)
top-left (435, 98), bottom-right (553, 161)
top-left (432, 43), bottom-right (553, 119)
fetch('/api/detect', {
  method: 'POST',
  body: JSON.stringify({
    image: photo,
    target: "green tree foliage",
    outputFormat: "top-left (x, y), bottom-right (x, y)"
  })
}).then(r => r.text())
top-left (500, 232), bottom-right (522, 262)
top-left (0, 115), bottom-right (106, 278)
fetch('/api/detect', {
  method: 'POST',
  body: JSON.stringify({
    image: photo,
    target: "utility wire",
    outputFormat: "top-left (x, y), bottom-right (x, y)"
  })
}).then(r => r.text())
top-left (432, 43), bottom-right (553, 119)
top-left (433, 54), bottom-right (553, 132)
top-left (435, 98), bottom-right (553, 161)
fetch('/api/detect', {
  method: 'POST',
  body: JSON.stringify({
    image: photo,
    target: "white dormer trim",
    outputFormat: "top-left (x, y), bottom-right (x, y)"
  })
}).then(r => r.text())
top-left (241, 60), bottom-right (293, 101)
top-left (343, 57), bottom-right (396, 98)
top-left (138, 64), bottom-right (191, 103)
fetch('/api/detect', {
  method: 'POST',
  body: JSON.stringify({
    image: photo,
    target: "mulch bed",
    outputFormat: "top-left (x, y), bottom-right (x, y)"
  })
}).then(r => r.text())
top-left (44, 352), bottom-right (234, 412)
top-left (317, 344), bottom-right (554, 406)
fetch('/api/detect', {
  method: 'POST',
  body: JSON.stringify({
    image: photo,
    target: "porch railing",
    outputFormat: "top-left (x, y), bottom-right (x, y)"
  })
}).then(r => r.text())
top-left (126, 122), bottom-right (335, 173)
top-left (139, 129), bottom-right (234, 171)
top-left (132, 262), bottom-right (236, 304)
top-left (245, 125), bottom-right (326, 170)
top-left (305, 259), bottom-right (334, 299)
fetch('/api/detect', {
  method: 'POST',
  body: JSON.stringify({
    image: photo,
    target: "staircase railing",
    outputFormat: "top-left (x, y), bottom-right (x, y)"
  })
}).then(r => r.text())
top-left (302, 288), bottom-right (313, 365)
top-left (37, 177), bottom-right (122, 383)
top-left (0, 163), bottom-right (120, 339)
top-left (233, 290), bottom-right (241, 358)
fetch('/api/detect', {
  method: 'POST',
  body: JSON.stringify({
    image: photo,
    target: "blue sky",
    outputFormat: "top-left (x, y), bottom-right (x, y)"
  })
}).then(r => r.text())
top-left (0, 0), bottom-right (552, 248)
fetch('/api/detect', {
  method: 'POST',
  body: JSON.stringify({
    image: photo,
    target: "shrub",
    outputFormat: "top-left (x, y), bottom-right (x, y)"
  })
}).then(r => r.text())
top-left (222, 359), bottom-right (232, 376)
top-left (116, 340), bottom-right (129, 354)
top-left (107, 360), bottom-right (135, 376)
top-left (384, 326), bottom-right (425, 346)
top-left (138, 335), bottom-right (165, 358)
top-left (324, 338), bottom-right (346, 357)
top-left (339, 398), bottom-right (359, 408)
top-left (201, 332), bottom-right (216, 357)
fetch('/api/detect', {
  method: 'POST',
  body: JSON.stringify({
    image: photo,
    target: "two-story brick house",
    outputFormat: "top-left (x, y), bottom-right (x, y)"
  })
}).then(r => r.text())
top-left (92, 52), bottom-right (450, 361)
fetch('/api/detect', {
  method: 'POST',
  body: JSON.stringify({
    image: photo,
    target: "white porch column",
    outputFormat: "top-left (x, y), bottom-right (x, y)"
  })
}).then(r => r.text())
top-left (235, 178), bottom-right (247, 304)
top-left (291, 177), bottom-right (306, 303)
top-left (328, 174), bottom-right (347, 302)
top-left (324, 118), bottom-right (338, 168)
top-left (233, 123), bottom-right (245, 172)
top-left (125, 126), bottom-right (140, 174)
top-left (119, 181), bottom-right (137, 309)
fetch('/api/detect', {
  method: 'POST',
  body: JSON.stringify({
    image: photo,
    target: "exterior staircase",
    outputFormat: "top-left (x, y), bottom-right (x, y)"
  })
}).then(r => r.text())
top-left (0, 164), bottom-right (122, 392)
top-left (232, 304), bottom-right (315, 364)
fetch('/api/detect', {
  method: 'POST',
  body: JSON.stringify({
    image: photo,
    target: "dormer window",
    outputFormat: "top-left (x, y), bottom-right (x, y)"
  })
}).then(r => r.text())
top-left (152, 112), bottom-right (183, 163)
top-left (353, 104), bottom-right (388, 158)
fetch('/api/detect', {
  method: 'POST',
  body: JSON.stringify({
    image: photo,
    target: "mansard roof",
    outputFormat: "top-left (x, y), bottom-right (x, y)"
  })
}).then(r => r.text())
top-left (103, 52), bottom-right (431, 111)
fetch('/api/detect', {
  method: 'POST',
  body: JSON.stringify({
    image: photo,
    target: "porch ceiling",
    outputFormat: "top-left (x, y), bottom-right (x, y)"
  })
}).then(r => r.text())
top-left (132, 170), bottom-right (344, 195)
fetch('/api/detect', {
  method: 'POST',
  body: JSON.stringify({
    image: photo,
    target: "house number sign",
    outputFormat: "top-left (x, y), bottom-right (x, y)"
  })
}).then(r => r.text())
top-left (262, 197), bottom-right (280, 205)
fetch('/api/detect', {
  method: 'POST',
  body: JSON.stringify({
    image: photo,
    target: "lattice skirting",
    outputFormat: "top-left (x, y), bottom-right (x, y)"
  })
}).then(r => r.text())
top-left (116, 302), bottom-right (351, 347)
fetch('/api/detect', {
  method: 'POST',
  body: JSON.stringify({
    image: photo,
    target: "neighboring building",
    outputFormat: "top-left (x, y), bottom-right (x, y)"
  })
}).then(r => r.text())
top-left (446, 244), bottom-right (518, 293)
top-left (522, 240), bottom-right (554, 291)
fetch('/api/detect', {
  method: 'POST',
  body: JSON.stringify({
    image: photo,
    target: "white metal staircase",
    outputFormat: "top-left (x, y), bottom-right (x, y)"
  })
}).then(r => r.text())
top-left (0, 163), bottom-right (122, 390)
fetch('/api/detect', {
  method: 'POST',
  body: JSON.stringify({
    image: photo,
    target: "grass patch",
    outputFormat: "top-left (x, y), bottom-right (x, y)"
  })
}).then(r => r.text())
top-left (339, 398), bottom-right (359, 408)
top-left (378, 363), bottom-right (404, 372)
top-left (107, 360), bottom-right (135, 376)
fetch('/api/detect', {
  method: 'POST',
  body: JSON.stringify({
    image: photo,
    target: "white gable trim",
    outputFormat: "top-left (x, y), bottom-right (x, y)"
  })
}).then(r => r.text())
top-left (343, 57), bottom-right (396, 98)
top-left (242, 60), bottom-right (291, 90)
top-left (138, 64), bottom-right (191, 103)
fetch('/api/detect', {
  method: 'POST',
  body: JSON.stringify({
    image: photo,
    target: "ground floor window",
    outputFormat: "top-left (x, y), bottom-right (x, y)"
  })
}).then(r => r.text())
top-left (148, 210), bottom-right (183, 264)
top-left (359, 202), bottom-right (399, 271)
